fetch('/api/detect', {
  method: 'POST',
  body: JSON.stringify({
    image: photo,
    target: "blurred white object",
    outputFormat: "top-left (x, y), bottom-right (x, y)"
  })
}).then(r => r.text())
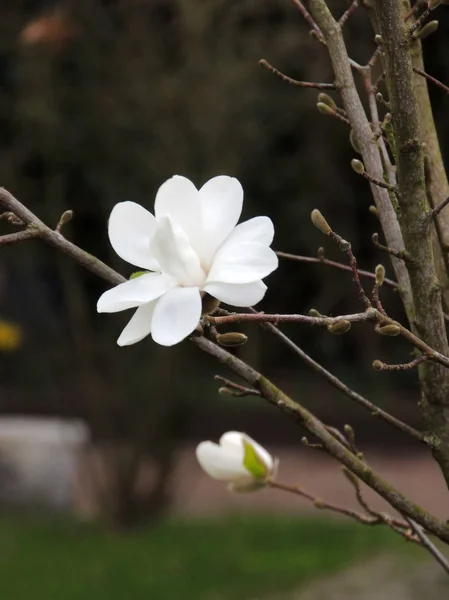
top-left (0, 417), bottom-right (89, 510)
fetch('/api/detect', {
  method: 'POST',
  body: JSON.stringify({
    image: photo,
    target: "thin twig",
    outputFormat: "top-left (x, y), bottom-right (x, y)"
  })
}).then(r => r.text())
top-left (408, 7), bottom-right (432, 37)
top-left (413, 67), bottom-right (449, 96)
top-left (208, 311), bottom-right (373, 327)
top-left (372, 70), bottom-right (386, 93)
top-left (267, 479), bottom-right (399, 526)
top-left (0, 227), bottom-right (39, 246)
top-left (372, 233), bottom-right (412, 262)
top-left (239, 309), bottom-right (424, 442)
top-left (210, 307), bottom-right (449, 371)
top-left (429, 197), bottom-right (449, 220)
top-left (373, 355), bottom-right (429, 372)
top-left (259, 59), bottom-right (335, 89)
top-left (214, 375), bottom-right (261, 397)
top-left (276, 250), bottom-right (399, 289)
top-left (328, 231), bottom-right (372, 308)
top-left (338, 0), bottom-right (359, 28)
top-left (367, 46), bottom-right (382, 70)
top-left (372, 280), bottom-right (388, 316)
top-left (357, 167), bottom-right (398, 193)
top-left (405, 518), bottom-right (449, 574)
top-left (291, 0), bottom-right (324, 41)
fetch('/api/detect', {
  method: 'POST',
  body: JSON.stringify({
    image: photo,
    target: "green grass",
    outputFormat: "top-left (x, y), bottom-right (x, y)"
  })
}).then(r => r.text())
top-left (0, 514), bottom-right (417, 599)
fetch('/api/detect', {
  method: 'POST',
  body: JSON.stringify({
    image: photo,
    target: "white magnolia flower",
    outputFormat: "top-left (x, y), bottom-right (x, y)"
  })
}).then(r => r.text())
top-left (196, 431), bottom-right (274, 492)
top-left (97, 175), bottom-right (278, 346)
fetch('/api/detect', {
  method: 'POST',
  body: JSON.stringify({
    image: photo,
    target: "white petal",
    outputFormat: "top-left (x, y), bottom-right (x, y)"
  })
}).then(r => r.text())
top-left (221, 216), bottom-right (274, 248)
top-left (203, 280), bottom-right (267, 307)
top-left (198, 176), bottom-right (244, 263)
top-left (221, 432), bottom-right (273, 474)
top-left (207, 242), bottom-right (278, 284)
top-left (150, 216), bottom-right (206, 287)
top-left (117, 302), bottom-right (156, 346)
top-left (154, 175), bottom-right (201, 242)
top-left (151, 286), bottom-right (202, 346)
top-left (97, 273), bottom-right (175, 313)
top-left (196, 441), bottom-right (251, 482)
top-left (108, 201), bottom-right (159, 270)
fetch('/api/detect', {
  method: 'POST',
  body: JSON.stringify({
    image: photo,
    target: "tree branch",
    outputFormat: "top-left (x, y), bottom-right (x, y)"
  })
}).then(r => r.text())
top-left (276, 250), bottom-right (399, 289)
top-left (0, 186), bottom-right (444, 542)
top-left (376, 0), bottom-right (449, 488)
top-left (192, 334), bottom-right (449, 543)
top-left (307, 0), bottom-right (414, 314)
top-left (242, 312), bottom-right (424, 442)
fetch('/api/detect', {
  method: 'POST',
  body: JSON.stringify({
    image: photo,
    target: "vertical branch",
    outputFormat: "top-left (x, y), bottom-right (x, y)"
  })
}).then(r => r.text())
top-left (409, 4), bottom-right (449, 308)
top-left (375, 0), bottom-right (449, 487)
top-left (306, 0), bottom-right (414, 316)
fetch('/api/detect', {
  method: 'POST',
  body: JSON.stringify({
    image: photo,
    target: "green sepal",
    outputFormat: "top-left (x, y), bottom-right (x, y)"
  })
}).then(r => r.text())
top-left (129, 271), bottom-right (147, 279)
top-left (242, 439), bottom-right (267, 479)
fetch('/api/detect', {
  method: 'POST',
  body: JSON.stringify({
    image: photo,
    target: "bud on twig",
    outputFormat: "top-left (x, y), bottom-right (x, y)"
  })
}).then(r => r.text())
top-left (351, 159), bottom-right (365, 175)
top-left (349, 129), bottom-right (361, 154)
top-left (218, 386), bottom-right (234, 396)
top-left (376, 324), bottom-right (401, 336)
top-left (317, 93), bottom-right (337, 111)
top-left (372, 359), bottom-right (384, 371)
top-left (317, 102), bottom-right (335, 116)
top-left (369, 205), bottom-right (379, 217)
top-left (311, 209), bottom-right (332, 234)
top-left (428, 0), bottom-right (441, 9)
top-left (327, 320), bottom-right (352, 334)
top-left (309, 308), bottom-right (323, 317)
top-left (216, 332), bottom-right (248, 347)
top-left (375, 264), bottom-right (385, 286)
top-left (412, 20), bottom-right (438, 40)
top-left (374, 34), bottom-right (383, 45)
top-left (56, 209), bottom-right (74, 232)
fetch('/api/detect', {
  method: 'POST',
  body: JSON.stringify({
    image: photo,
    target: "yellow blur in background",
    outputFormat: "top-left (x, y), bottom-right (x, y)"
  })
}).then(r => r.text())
top-left (0, 319), bottom-right (23, 352)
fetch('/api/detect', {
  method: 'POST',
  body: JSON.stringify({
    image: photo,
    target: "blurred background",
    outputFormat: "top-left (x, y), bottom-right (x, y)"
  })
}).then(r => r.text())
top-left (0, 0), bottom-right (448, 598)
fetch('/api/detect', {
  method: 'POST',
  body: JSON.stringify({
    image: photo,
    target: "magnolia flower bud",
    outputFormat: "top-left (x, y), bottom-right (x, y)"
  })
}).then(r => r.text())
top-left (375, 264), bottom-right (385, 286)
top-left (349, 129), bottom-right (361, 155)
top-left (311, 209), bottom-right (332, 234)
top-left (412, 20), bottom-right (439, 41)
top-left (317, 93), bottom-right (337, 111)
top-left (376, 324), bottom-right (401, 336)
top-left (327, 320), bottom-right (352, 334)
top-left (351, 159), bottom-right (365, 175)
top-left (372, 359), bottom-right (384, 371)
top-left (316, 102), bottom-right (335, 116)
top-left (196, 432), bottom-right (274, 492)
top-left (57, 209), bottom-right (73, 230)
top-left (216, 332), bottom-right (248, 347)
